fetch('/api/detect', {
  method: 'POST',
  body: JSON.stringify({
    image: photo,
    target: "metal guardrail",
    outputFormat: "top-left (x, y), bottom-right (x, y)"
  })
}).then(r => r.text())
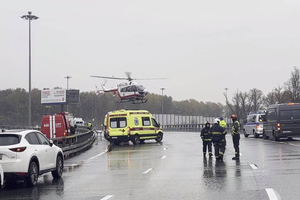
top-left (162, 124), bottom-right (233, 132)
top-left (0, 125), bottom-right (97, 158)
top-left (52, 130), bottom-right (96, 157)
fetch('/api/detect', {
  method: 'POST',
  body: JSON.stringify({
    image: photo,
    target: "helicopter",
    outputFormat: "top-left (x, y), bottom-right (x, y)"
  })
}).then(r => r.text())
top-left (91, 72), bottom-right (164, 104)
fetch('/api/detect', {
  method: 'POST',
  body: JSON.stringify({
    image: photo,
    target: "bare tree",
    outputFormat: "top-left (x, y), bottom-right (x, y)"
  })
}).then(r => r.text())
top-left (284, 66), bottom-right (300, 102)
top-left (248, 88), bottom-right (264, 112)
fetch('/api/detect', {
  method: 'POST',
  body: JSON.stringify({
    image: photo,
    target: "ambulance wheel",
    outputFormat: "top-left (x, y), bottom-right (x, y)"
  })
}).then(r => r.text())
top-left (244, 133), bottom-right (249, 138)
top-left (139, 139), bottom-right (145, 144)
top-left (155, 133), bottom-right (163, 143)
top-left (132, 135), bottom-right (139, 145)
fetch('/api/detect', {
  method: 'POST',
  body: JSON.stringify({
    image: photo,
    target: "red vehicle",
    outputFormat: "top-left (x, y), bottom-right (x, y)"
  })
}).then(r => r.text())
top-left (41, 112), bottom-right (70, 139)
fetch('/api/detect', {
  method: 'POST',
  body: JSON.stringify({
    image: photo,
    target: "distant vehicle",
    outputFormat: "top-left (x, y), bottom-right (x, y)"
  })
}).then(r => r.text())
top-left (91, 72), bottom-right (165, 104)
top-left (104, 109), bottom-right (163, 145)
top-left (41, 112), bottom-right (71, 139)
top-left (263, 103), bottom-right (300, 141)
top-left (0, 130), bottom-right (64, 187)
top-left (72, 117), bottom-right (85, 127)
top-left (244, 112), bottom-right (265, 138)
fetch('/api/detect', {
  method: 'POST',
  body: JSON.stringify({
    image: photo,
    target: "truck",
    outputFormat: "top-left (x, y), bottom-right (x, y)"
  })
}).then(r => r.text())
top-left (41, 112), bottom-right (71, 139)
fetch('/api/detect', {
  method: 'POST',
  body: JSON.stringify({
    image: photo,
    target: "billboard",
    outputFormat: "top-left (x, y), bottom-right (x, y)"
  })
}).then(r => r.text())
top-left (41, 89), bottom-right (66, 104)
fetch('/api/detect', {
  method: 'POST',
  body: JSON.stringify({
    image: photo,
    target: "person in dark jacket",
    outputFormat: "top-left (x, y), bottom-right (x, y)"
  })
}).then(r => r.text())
top-left (231, 114), bottom-right (241, 160)
top-left (200, 121), bottom-right (213, 158)
top-left (210, 118), bottom-right (227, 161)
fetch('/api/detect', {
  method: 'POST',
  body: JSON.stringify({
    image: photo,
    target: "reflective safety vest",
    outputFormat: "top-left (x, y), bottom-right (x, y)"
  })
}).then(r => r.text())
top-left (88, 122), bottom-right (92, 128)
top-left (232, 121), bottom-right (240, 135)
top-left (220, 120), bottom-right (227, 129)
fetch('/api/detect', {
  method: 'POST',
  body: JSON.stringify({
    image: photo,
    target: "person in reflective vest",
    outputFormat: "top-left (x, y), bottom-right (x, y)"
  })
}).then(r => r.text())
top-left (210, 118), bottom-right (227, 161)
top-left (219, 117), bottom-right (227, 129)
top-left (87, 121), bottom-right (93, 130)
top-left (200, 121), bottom-right (213, 158)
top-left (231, 114), bottom-right (240, 160)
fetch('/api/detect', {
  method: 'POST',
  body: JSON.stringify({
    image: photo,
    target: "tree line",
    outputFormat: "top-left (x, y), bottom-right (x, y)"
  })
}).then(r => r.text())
top-left (225, 66), bottom-right (300, 120)
top-left (0, 89), bottom-right (224, 127)
top-left (1, 66), bottom-right (299, 127)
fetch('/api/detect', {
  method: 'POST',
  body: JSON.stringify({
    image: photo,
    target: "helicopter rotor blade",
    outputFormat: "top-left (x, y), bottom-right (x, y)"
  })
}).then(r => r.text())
top-left (90, 75), bottom-right (127, 80)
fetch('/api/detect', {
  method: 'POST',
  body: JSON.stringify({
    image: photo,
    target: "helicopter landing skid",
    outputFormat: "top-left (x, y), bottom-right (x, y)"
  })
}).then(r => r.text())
top-left (118, 98), bottom-right (148, 104)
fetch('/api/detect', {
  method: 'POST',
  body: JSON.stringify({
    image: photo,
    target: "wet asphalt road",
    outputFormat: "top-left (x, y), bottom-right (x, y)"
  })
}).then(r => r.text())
top-left (2, 132), bottom-right (300, 199)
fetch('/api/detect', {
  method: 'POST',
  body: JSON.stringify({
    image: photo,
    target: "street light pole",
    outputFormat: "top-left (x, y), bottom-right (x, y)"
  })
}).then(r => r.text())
top-left (160, 88), bottom-right (165, 126)
top-left (64, 76), bottom-right (72, 90)
top-left (21, 11), bottom-right (39, 127)
top-left (64, 76), bottom-right (72, 112)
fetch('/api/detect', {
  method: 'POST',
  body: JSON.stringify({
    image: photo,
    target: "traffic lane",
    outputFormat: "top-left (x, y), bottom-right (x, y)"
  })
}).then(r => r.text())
top-left (114, 132), bottom-right (268, 200)
top-left (239, 135), bottom-right (300, 199)
top-left (1, 132), bottom-right (299, 199)
top-left (0, 134), bottom-right (108, 200)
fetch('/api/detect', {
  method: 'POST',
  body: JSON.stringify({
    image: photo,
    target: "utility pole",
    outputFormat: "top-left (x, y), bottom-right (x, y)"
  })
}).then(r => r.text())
top-left (64, 76), bottom-right (72, 112)
top-left (21, 11), bottom-right (39, 126)
top-left (160, 88), bottom-right (165, 126)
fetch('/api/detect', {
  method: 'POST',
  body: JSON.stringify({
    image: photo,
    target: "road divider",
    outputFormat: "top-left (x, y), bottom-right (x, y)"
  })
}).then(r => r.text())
top-left (88, 152), bottom-right (105, 160)
top-left (266, 188), bottom-right (279, 200)
top-left (100, 195), bottom-right (114, 200)
top-left (143, 168), bottom-right (154, 174)
top-left (250, 164), bottom-right (258, 170)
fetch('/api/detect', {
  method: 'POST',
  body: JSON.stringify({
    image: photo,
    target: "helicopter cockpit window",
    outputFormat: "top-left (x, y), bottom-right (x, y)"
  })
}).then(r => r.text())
top-left (136, 85), bottom-right (145, 91)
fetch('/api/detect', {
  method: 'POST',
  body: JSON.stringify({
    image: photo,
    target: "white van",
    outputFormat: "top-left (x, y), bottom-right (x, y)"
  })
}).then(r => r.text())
top-left (244, 113), bottom-right (265, 138)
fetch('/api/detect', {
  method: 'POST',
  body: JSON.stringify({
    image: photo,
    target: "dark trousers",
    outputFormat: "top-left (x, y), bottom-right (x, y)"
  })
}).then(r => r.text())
top-left (232, 134), bottom-right (240, 157)
top-left (202, 141), bottom-right (212, 155)
top-left (213, 140), bottom-right (226, 158)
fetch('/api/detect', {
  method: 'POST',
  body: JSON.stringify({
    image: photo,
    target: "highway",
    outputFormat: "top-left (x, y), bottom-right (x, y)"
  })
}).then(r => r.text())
top-left (2, 131), bottom-right (300, 199)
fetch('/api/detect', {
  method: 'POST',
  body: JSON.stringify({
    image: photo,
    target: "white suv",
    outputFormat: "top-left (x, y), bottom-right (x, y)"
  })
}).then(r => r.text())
top-left (0, 129), bottom-right (64, 187)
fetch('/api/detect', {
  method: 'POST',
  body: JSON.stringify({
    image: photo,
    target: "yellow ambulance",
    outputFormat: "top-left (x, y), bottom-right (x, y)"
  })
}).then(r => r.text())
top-left (104, 109), bottom-right (163, 145)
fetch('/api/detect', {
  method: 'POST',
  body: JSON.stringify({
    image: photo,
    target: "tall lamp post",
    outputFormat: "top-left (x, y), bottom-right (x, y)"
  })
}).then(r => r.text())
top-left (21, 11), bottom-right (39, 126)
top-left (64, 76), bottom-right (72, 90)
top-left (64, 76), bottom-right (72, 112)
top-left (160, 88), bottom-right (165, 126)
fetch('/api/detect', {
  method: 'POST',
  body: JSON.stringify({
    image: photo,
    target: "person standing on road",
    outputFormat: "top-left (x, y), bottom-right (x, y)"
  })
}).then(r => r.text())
top-left (210, 118), bottom-right (227, 161)
top-left (231, 114), bottom-right (241, 160)
top-left (200, 121), bottom-right (213, 158)
top-left (87, 121), bottom-right (93, 130)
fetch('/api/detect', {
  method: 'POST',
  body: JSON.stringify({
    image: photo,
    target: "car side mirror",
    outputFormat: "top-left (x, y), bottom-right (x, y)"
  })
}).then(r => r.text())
top-left (49, 140), bottom-right (54, 147)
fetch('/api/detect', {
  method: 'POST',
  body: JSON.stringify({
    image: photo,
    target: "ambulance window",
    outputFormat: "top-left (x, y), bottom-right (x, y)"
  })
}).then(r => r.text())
top-left (110, 118), bottom-right (126, 128)
top-left (119, 118), bottom-right (126, 128)
top-left (152, 118), bottom-right (159, 127)
top-left (142, 117), bottom-right (151, 126)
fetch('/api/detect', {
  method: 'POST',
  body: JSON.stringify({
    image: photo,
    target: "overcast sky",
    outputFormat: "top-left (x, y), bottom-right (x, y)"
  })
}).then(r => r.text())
top-left (1, 0), bottom-right (299, 103)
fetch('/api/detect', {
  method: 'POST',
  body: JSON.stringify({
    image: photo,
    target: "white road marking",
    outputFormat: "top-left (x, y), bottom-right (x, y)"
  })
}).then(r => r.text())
top-left (100, 195), bottom-right (114, 200)
top-left (250, 164), bottom-right (258, 170)
top-left (161, 155), bottom-right (167, 159)
top-left (240, 153), bottom-right (244, 156)
top-left (88, 152), bottom-right (105, 160)
top-left (164, 148), bottom-right (168, 150)
top-left (266, 188), bottom-right (279, 200)
top-left (143, 168), bottom-right (154, 174)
